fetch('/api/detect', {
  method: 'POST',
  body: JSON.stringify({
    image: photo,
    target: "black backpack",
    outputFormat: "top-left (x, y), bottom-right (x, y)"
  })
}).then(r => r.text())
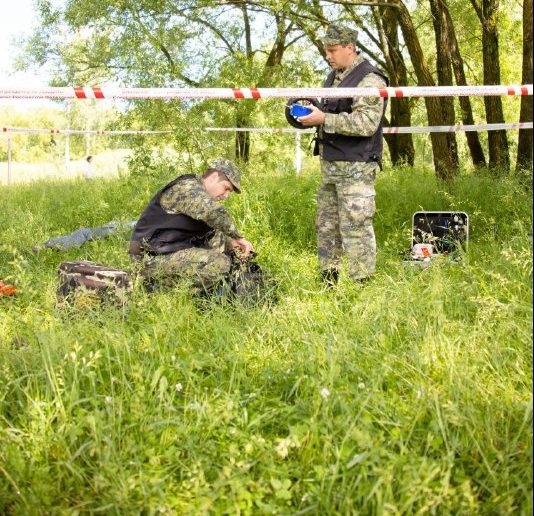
top-left (217, 260), bottom-right (275, 306)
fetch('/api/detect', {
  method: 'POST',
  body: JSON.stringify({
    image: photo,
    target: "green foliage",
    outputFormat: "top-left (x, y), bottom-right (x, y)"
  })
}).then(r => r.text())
top-left (18, 0), bottom-right (325, 162)
top-left (13, 0), bottom-right (529, 171)
top-left (0, 162), bottom-right (532, 513)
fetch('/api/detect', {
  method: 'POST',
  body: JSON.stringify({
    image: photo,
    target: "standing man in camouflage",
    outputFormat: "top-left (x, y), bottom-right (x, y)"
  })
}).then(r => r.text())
top-left (129, 158), bottom-right (254, 292)
top-left (298, 25), bottom-right (388, 286)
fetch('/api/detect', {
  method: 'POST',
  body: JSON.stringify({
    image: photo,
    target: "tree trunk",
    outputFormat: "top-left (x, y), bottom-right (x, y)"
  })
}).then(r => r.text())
top-left (397, 0), bottom-right (458, 180)
top-left (235, 108), bottom-right (251, 162)
top-left (517, 0), bottom-right (533, 171)
top-left (235, 3), bottom-right (253, 163)
top-left (234, 7), bottom-right (291, 162)
top-left (440, 0), bottom-right (486, 166)
top-left (470, 0), bottom-right (510, 171)
top-left (378, 5), bottom-right (415, 166)
top-left (429, 0), bottom-right (459, 170)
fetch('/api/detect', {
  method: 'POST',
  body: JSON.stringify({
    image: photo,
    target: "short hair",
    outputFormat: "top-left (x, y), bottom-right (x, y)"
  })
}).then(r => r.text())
top-left (203, 168), bottom-right (236, 192)
top-left (202, 168), bottom-right (226, 181)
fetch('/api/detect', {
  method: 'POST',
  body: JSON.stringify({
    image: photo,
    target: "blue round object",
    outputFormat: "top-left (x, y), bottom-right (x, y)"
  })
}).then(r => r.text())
top-left (290, 104), bottom-right (313, 117)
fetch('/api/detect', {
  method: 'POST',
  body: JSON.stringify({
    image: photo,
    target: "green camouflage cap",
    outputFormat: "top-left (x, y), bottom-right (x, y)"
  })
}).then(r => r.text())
top-left (209, 157), bottom-right (241, 193)
top-left (321, 25), bottom-right (358, 47)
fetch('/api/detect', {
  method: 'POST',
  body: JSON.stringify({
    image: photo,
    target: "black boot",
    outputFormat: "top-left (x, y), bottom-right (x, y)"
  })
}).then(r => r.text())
top-left (321, 269), bottom-right (339, 289)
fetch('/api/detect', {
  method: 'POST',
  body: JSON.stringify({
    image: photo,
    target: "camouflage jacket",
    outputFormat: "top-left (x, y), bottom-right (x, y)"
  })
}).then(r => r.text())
top-left (322, 54), bottom-right (387, 139)
top-left (160, 175), bottom-right (242, 239)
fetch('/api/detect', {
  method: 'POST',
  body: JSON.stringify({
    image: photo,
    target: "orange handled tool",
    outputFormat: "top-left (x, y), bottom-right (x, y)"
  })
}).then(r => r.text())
top-left (0, 280), bottom-right (16, 296)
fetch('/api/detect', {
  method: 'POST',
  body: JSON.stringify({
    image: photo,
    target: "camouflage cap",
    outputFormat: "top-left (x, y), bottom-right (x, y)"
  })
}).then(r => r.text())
top-left (209, 157), bottom-right (241, 193)
top-left (321, 25), bottom-right (358, 47)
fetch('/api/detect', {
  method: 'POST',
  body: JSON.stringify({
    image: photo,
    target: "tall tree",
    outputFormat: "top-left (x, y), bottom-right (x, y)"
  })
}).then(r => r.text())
top-left (516, 0), bottom-right (533, 171)
top-left (439, 0), bottom-right (486, 166)
top-left (231, 5), bottom-right (296, 161)
top-left (396, 0), bottom-right (458, 180)
top-left (374, 4), bottom-right (415, 166)
top-left (429, 0), bottom-right (460, 170)
top-left (469, 0), bottom-right (510, 170)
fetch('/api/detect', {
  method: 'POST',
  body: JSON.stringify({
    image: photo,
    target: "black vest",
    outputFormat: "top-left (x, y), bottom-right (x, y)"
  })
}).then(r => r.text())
top-left (131, 175), bottom-right (214, 255)
top-left (316, 59), bottom-right (389, 162)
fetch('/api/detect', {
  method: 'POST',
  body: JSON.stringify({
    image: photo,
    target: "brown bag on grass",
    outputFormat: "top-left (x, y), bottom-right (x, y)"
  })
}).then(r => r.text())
top-left (57, 261), bottom-right (132, 306)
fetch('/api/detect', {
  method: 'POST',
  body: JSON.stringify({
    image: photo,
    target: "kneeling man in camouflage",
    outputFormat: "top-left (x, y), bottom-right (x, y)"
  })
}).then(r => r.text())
top-left (129, 158), bottom-right (254, 292)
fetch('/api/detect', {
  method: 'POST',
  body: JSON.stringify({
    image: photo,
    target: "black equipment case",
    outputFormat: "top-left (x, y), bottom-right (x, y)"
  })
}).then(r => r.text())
top-left (411, 211), bottom-right (469, 255)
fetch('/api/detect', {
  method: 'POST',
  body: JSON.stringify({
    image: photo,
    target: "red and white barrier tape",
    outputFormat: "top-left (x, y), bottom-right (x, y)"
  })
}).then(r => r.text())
top-left (207, 122), bottom-right (533, 134)
top-left (208, 127), bottom-right (307, 133)
top-left (3, 122), bottom-right (531, 137)
top-left (2, 127), bottom-right (172, 135)
top-left (384, 122), bottom-right (533, 134)
top-left (0, 84), bottom-right (532, 100)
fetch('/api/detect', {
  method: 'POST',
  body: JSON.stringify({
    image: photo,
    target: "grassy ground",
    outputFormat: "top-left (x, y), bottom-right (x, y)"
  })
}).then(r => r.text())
top-left (0, 162), bottom-right (532, 514)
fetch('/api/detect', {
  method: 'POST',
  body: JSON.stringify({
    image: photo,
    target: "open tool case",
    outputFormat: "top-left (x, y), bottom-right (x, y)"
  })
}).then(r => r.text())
top-left (405, 211), bottom-right (469, 265)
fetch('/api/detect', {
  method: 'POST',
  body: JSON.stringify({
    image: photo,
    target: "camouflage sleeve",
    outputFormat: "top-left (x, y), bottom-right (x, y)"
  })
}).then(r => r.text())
top-left (323, 73), bottom-right (387, 137)
top-left (160, 177), bottom-right (242, 239)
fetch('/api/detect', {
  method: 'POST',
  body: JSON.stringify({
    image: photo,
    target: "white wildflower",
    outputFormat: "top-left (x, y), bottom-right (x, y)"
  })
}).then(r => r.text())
top-left (320, 387), bottom-right (330, 399)
top-left (275, 438), bottom-right (291, 458)
top-left (275, 436), bottom-right (299, 459)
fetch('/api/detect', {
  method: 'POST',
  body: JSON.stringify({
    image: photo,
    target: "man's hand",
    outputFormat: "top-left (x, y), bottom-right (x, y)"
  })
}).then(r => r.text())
top-left (298, 105), bottom-right (326, 127)
top-left (230, 238), bottom-right (255, 260)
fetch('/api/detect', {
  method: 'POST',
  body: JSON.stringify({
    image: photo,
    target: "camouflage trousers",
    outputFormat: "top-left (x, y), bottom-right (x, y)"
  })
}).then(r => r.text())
top-left (140, 231), bottom-right (232, 292)
top-left (317, 160), bottom-right (379, 280)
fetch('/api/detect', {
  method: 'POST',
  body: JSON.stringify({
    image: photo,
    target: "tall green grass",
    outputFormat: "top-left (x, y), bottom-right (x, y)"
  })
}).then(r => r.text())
top-left (0, 163), bottom-right (532, 514)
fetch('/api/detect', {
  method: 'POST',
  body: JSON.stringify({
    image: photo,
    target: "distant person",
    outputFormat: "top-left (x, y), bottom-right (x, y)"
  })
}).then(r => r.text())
top-left (297, 25), bottom-right (389, 287)
top-left (129, 158), bottom-right (255, 293)
top-left (84, 155), bottom-right (95, 180)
